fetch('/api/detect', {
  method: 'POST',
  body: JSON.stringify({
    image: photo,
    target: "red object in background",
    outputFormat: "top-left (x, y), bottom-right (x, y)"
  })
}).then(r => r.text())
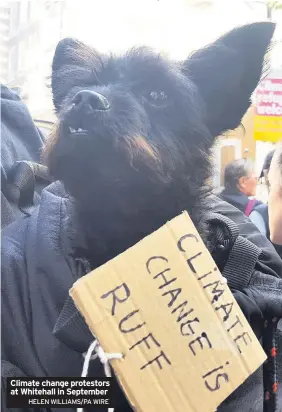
top-left (255, 78), bottom-right (282, 117)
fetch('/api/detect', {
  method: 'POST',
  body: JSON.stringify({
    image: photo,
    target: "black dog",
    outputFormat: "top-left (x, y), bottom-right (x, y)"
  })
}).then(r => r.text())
top-left (44, 22), bottom-right (275, 270)
top-left (2, 22), bottom-right (282, 412)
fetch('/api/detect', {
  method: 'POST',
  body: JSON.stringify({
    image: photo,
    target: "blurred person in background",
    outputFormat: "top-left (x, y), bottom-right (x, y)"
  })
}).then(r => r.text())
top-left (219, 158), bottom-right (261, 216)
top-left (259, 149), bottom-right (275, 192)
top-left (249, 150), bottom-right (275, 237)
top-left (268, 141), bottom-right (282, 247)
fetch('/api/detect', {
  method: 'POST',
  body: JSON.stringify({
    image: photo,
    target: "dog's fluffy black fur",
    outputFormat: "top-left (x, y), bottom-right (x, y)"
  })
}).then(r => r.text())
top-left (44, 22), bottom-right (275, 269)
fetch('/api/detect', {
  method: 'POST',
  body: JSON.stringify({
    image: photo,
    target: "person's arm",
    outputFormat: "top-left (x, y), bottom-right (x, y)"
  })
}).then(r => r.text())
top-left (249, 210), bottom-right (267, 236)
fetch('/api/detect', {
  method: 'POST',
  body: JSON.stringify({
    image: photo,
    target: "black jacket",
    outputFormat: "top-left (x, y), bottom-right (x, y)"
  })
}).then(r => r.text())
top-left (2, 184), bottom-right (282, 412)
top-left (219, 188), bottom-right (261, 215)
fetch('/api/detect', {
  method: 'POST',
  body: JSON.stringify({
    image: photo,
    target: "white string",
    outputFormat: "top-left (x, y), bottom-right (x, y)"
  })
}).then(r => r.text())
top-left (77, 340), bottom-right (123, 412)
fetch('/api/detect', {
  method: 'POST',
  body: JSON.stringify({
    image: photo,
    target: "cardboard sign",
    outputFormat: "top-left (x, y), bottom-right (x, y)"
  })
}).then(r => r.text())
top-left (254, 78), bottom-right (282, 142)
top-left (70, 212), bottom-right (266, 412)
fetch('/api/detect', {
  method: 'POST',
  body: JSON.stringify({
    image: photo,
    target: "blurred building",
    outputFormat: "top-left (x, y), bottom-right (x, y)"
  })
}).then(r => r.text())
top-left (0, 6), bottom-right (11, 84)
top-left (0, 0), bottom-right (64, 121)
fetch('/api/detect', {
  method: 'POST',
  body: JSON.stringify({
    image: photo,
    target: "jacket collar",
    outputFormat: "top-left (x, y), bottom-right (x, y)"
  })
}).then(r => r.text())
top-left (53, 296), bottom-right (94, 353)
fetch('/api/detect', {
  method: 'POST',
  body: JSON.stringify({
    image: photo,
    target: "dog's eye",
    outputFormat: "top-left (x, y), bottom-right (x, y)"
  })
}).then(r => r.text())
top-left (149, 91), bottom-right (167, 102)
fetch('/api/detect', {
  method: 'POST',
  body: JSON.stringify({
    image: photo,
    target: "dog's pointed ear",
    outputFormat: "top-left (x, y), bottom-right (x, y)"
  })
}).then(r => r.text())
top-left (52, 38), bottom-right (83, 71)
top-left (51, 38), bottom-right (98, 111)
top-left (183, 22), bottom-right (275, 137)
top-left (52, 38), bottom-right (84, 111)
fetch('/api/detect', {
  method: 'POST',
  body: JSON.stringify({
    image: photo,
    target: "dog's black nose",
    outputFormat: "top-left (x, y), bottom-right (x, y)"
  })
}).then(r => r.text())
top-left (72, 90), bottom-right (110, 112)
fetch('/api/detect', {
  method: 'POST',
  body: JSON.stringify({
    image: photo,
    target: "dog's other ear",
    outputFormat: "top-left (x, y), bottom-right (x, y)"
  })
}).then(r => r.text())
top-left (51, 38), bottom-right (99, 111)
top-left (184, 22), bottom-right (275, 138)
top-left (52, 38), bottom-right (83, 72)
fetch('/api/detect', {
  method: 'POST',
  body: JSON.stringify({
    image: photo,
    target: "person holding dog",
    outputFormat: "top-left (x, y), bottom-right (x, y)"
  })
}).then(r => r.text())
top-left (247, 149), bottom-right (282, 258)
top-left (219, 158), bottom-right (261, 216)
top-left (248, 150), bottom-right (274, 237)
top-left (268, 141), bottom-right (282, 247)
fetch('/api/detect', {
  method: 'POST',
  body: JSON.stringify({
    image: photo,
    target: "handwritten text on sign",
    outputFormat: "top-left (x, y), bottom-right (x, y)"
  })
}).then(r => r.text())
top-left (70, 212), bottom-right (266, 412)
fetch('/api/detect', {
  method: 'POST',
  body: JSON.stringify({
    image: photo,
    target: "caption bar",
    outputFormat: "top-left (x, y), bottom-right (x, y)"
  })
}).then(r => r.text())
top-left (7, 378), bottom-right (114, 408)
